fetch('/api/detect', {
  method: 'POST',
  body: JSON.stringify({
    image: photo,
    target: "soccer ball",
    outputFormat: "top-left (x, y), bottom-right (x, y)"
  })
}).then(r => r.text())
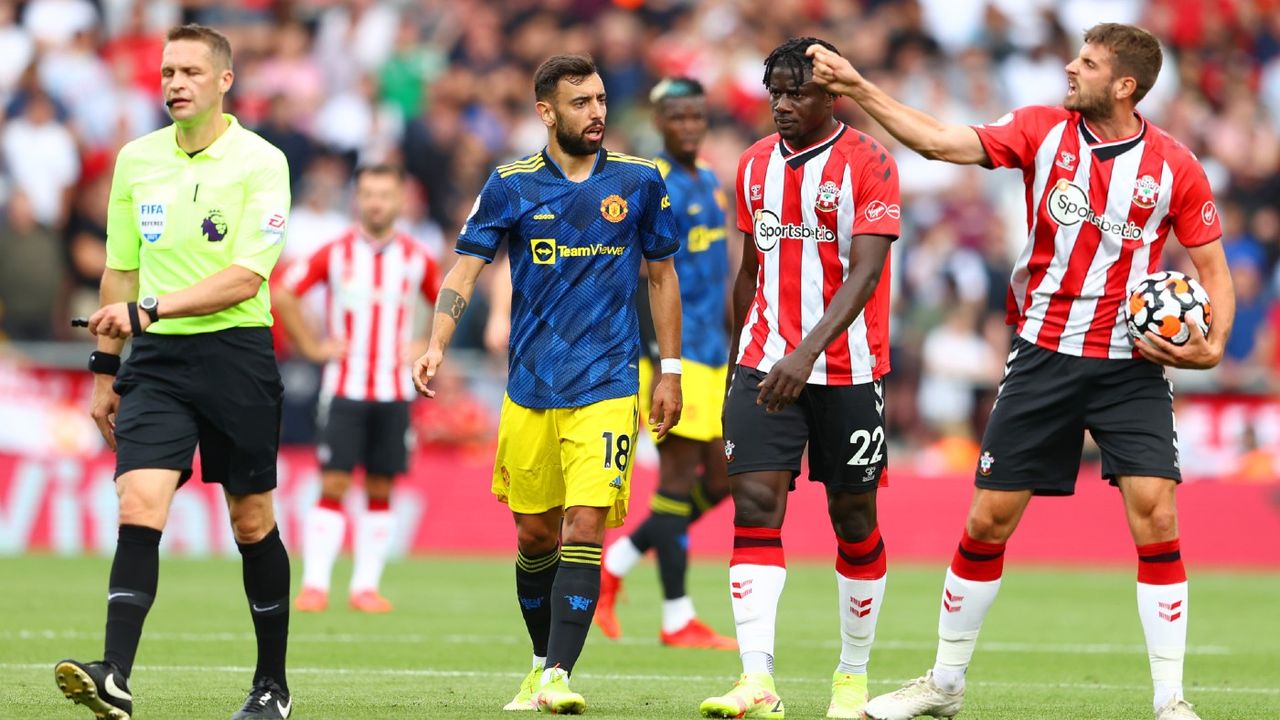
top-left (1125, 270), bottom-right (1212, 346)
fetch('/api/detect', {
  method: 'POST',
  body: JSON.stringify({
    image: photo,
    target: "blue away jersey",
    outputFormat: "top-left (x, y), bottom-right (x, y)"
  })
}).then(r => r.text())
top-left (457, 148), bottom-right (679, 409)
top-left (654, 152), bottom-right (729, 366)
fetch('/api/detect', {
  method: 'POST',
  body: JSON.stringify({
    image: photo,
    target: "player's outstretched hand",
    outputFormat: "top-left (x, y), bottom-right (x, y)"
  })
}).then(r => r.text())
top-left (412, 347), bottom-right (445, 398)
top-left (89, 375), bottom-right (120, 451)
top-left (649, 373), bottom-right (683, 441)
top-left (757, 352), bottom-right (813, 413)
top-left (1136, 322), bottom-right (1222, 369)
top-left (806, 44), bottom-right (863, 97)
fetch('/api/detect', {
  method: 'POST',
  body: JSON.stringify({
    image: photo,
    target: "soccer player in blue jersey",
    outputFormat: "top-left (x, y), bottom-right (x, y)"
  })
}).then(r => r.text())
top-left (412, 54), bottom-right (683, 715)
top-left (596, 77), bottom-right (736, 651)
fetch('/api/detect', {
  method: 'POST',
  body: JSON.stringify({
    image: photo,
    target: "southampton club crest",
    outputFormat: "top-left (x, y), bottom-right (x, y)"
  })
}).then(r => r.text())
top-left (978, 451), bottom-right (995, 477)
top-left (1132, 174), bottom-right (1160, 209)
top-left (814, 180), bottom-right (840, 213)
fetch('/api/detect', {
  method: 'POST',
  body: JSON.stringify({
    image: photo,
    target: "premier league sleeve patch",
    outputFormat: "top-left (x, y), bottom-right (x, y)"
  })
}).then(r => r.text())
top-left (137, 202), bottom-right (166, 243)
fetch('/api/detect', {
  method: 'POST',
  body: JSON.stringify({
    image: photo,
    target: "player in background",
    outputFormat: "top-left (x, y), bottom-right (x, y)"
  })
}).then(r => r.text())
top-left (274, 164), bottom-right (439, 614)
top-left (412, 54), bottom-right (682, 715)
top-left (700, 38), bottom-right (900, 720)
top-left (595, 77), bottom-right (736, 651)
top-left (808, 23), bottom-right (1233, 720)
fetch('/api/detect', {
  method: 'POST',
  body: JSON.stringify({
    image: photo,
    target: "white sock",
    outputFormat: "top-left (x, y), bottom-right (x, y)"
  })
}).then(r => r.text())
top-left (662, 595), bottom-right (696, 633)
top-left (350, 508), bottom-right (395, 593)
top-left (540, 665), bottom-right (569, 687)
top-left (836, 571), bottom-right (886, 675)
top-left (302, 503), bottom-right (346, 592)
top-left (932, 568), bottom-right (1002, 692)
top-left (603, 536), bottom-right (642, 578)
top-left (1138, 580), bottom-right (1188, 710)
top-left (730, 564), bottom-right (786, 675)
top-left (532, 654), bottom-right (546, 670)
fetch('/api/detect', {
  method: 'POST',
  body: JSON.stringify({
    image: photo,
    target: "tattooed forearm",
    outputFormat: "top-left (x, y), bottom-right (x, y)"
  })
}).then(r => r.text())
top-left (438, 288), bottom-right (468, 322)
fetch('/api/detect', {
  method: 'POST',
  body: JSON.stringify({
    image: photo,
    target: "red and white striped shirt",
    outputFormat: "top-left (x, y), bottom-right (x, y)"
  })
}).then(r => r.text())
top-left (281, 229), bottom-right (440, 401)
top-left (973, 106), bottom-right (1222, 359)
top-left (734, 123), bottom-right (901, 385)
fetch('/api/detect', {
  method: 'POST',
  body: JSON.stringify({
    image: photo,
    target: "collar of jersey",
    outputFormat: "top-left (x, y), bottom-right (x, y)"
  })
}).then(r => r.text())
top-left (1078, 112), bottom-right (1146, 162)
top-left (169, 113), bottom-right (240, 160)
top-left (779, 122), bottom-right (847, 168)
top-left (540, 147), bottom-right (607, 180)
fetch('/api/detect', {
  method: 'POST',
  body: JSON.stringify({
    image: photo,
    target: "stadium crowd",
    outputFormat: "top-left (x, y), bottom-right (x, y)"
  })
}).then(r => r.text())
top-left (1, 0), bottom-right (1279, 459)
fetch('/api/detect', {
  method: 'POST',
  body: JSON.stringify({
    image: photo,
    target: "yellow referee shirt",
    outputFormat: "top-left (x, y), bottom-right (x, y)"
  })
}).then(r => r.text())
top-left (105, 114), bottom-right (291, 335)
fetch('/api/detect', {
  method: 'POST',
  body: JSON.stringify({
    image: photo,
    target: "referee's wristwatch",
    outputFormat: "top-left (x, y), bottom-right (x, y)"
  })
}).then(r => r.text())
top-left (138, 295), bottom-right (160, 324)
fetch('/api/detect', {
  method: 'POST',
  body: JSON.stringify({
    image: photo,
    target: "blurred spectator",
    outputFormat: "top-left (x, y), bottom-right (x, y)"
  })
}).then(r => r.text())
top-left (0, 190), bottom-right (60, 339)
top-left (0, 3), bottom-right (34, 105)
top-left (255, 94), bottom-right (318, 192)
top-left (918, 293), bottom-right (1000, 438)
top-left (2, 89), bottom-right (78, 228)
top-left (22, 0), bottom-right (97, 49)
top-left (60, 151), bottom-right (111, 333)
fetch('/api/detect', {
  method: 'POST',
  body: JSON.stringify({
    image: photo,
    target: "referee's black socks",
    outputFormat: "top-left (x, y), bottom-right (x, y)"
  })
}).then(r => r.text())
top-left (545, 543), bottom-right (602, 675)
top-left (238, 525), bottom-right (290, 692)
top-left (103, 524), bottom-right (161, 678)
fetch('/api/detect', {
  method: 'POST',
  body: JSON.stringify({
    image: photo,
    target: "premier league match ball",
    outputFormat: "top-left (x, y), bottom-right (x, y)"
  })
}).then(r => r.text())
top-left (1125, 270), bottom-right (1212, 346)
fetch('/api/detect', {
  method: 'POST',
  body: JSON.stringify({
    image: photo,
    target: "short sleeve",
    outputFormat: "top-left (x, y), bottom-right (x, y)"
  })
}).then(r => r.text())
top-left (456, 170), bottom-right (514, 262)
top-left (104, 150), bottom-right (140, 271)
top-left (735, 152), bottom-right (753, 234)
top-left (1169, 160), bottom-right (1222, 248)
top-left (279, 243), bottom-right (330, 295)
top-left (640, 169), bottom-right (680, 260)
top-left (971, 105), bottom-right (1070, 171)
top-left (231, 148), bottom-right (292, 279)
top-left (851, 149), bottom-right (901, 239)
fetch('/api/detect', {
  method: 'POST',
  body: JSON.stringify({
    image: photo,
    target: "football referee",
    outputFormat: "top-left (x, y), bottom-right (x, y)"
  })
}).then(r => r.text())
top-left (53, 25), bottom-right (294, 720)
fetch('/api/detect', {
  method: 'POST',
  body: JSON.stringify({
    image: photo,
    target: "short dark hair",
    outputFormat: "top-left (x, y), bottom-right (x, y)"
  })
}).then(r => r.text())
top-left (354, 163), bottom-right (406, 183)
top-left (1083, 23), bottom-right (1162, 103)
top-left (166, 23), bottom-right (233, 70)
top-left (534, 54), bottom-right (598, 101)
top-left (763, 37), bottom-right (839, 90)
top-left (649, 77), bottom-right (705, 105)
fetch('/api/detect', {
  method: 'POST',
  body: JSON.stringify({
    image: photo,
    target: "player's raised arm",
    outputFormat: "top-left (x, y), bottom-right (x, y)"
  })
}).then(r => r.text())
top-left (806, 44), bottom-right (989, 165)
top-left (413, 254), bottom-right (486, 398)
top-left (646, 256), bottom-right (683, 439)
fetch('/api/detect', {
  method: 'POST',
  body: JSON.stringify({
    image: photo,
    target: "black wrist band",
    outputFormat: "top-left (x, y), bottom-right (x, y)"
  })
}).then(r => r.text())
top-left (126, 301), bottom-right (142, 336)
top-left (88, 351), bottom-right (121, 376)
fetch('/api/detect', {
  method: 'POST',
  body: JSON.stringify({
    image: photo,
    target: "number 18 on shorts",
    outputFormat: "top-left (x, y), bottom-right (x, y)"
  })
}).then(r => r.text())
top-left (723, 367), bottom-right (887, 493)
top-left (491, 394), bottom-right (640, 527)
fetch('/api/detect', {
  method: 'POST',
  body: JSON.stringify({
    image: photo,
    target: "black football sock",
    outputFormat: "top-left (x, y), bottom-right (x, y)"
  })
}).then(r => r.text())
top-left (238, 525), bottom-right (290, 693)
top-left (515, 547), bottom-right (560, 658)
top-left (103, 524), bottom-right (161, 678)
top-left (626, 513), bottom-right (657, 554)
top-left (647, 493), bottom-right (693, 600)
top-left (544, 544), bottom-right (602, 675)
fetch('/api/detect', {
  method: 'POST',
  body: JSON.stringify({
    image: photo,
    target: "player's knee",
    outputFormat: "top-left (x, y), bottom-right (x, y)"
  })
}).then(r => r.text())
top-left (731, 485), bottom-right (782, 527)
top-left (1136, 505), bottom-right (1179, 541)
top-left (830, 508), bottom-right (876, 542)
top-left (320, 470), bottom-right (352, 499)
top-left (516, 522), bottom-right (560, 555)
top-left (365, 475), bottom-right (394, 502)
top-left (561, 507), bottom-right (607, 545)
top-left (965, 511), bottom-right (1015, 543)
top-left (228, 497), bottom-right (275, 544)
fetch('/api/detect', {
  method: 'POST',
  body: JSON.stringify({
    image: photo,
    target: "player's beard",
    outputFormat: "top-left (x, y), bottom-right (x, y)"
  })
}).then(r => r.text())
top-left (557, 122), bottom-right (604, 156)
top-left (1065, 85), bottom-right (1115, 122)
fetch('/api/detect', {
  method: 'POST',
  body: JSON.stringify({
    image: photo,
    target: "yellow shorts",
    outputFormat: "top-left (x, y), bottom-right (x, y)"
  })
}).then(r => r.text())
top-left (638, 357), bottom-right (727, 443)
top-left (492, 394), bottom-right (639, 528)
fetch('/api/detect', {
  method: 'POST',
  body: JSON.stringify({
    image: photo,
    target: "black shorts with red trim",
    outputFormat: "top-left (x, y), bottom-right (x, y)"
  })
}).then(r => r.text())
top-left (975, 337), bottom-right (1181, 495)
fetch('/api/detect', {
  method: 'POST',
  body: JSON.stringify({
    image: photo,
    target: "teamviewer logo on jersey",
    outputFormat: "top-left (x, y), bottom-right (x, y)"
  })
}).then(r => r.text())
top-left (531, 238), bottom-right (557, 265)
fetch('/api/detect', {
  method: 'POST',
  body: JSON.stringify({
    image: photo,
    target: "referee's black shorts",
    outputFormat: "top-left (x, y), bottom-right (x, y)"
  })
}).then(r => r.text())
top-left (112, 327), bottom-right (283, 495)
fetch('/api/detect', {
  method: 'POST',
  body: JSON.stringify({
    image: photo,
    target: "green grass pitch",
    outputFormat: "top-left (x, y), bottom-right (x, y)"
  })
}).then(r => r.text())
top-left (2, 555), bottom-right (1276, 719)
